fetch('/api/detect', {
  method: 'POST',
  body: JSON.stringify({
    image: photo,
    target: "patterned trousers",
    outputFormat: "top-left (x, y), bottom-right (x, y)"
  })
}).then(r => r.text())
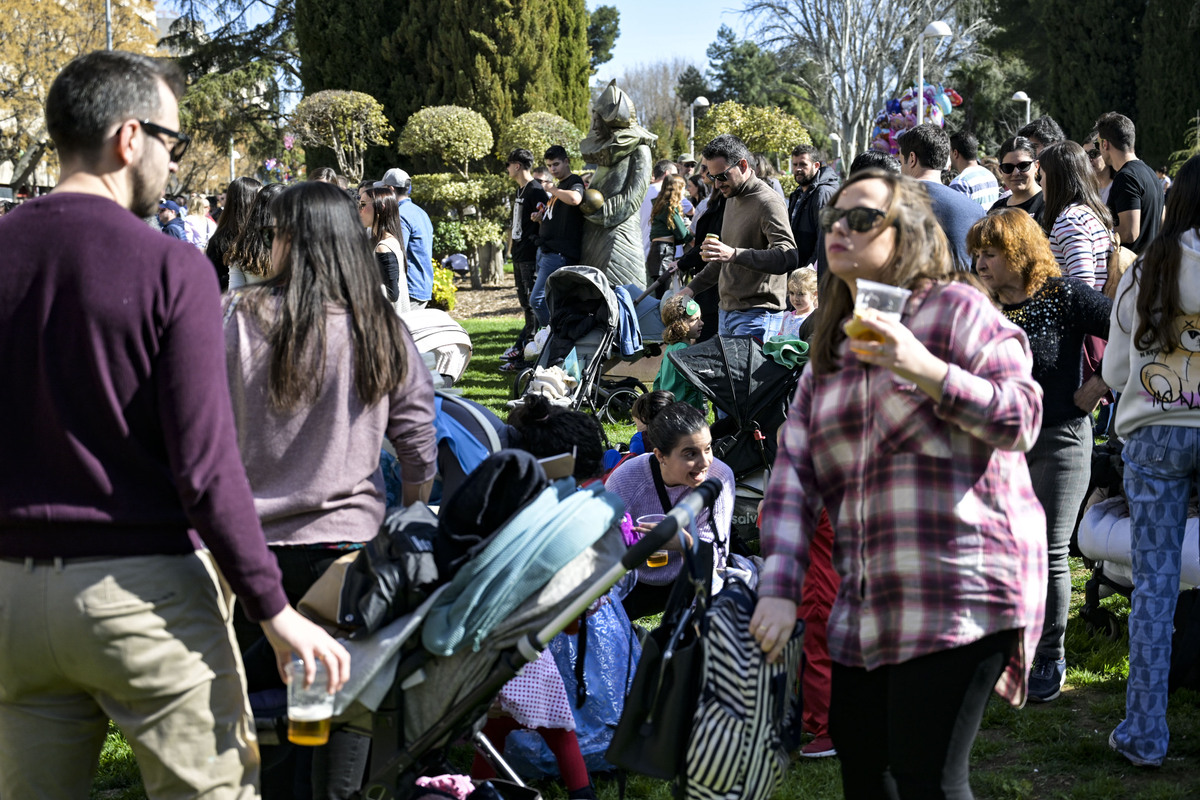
top-left (1112, 424), bottom-right (1199, 765)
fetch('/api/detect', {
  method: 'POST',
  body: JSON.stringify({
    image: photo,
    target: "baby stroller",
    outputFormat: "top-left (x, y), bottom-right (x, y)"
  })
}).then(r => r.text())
top-left (512, 266), bottom-right (646, 426)
top-left (666, 335), bottom-right (805, 549)
top-left (261, 449), bottom-right (724, 800)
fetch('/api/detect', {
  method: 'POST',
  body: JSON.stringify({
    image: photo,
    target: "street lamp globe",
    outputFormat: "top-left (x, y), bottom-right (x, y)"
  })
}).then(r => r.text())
top-left (916, 21), bottom-right (953, 126)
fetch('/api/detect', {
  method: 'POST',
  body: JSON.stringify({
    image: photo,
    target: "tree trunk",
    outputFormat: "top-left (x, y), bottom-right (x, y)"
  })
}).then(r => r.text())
top-left (11, 140), bottom-right (50, 190)
top-left (477, 241), bottom-right (504, 286)
top-left (467, 249), bottom-right (483, 290)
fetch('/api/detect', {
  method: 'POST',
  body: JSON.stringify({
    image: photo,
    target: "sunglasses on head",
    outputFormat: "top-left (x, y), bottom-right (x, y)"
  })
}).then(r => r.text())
top-left (818, 206), bottom-right (887, 234)
top-left (999, 160), bottom-right (1035, 175)
top-left (139, 120), bottom-right (191, 163)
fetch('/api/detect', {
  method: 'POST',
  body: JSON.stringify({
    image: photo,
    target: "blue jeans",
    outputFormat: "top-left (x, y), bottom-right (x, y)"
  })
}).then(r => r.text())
top-left (531, 250), bottom-right (567, 327)
top-left (1112, 425), bottom-right (1200, 765)
top-left (718, 308), bottom-right (769, 338)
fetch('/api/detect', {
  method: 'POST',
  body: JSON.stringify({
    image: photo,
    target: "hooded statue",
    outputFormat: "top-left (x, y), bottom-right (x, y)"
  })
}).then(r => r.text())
top-left (579, 81), bottom-right (656, 290)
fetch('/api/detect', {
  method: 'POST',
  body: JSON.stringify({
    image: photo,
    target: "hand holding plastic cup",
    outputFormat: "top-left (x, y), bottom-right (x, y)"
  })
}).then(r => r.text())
top-left (636, 514), bottom-right (670, 567)
top-left (287, 659), bottom-right (335, 746)
top-left (845, 279), bottom-right (912, 343)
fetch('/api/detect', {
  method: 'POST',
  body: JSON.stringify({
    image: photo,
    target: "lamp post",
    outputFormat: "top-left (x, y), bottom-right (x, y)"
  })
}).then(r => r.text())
top-left (105, 0), bottom-right (112, 49)
top-left (1012, 91), bottom-right (1031, 126)
top-left (228, 136), bottom-right (241, 183)
top-left (828, 132), bottom-right (842, 160)
top-left (916, 21), bottom-right (952, 127)
top-left (689, 96), bottom-right (710, 160)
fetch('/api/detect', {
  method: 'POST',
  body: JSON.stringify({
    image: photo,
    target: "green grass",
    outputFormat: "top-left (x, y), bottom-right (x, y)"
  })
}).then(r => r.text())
top-left (91, 314), bottom-right (1200, 799)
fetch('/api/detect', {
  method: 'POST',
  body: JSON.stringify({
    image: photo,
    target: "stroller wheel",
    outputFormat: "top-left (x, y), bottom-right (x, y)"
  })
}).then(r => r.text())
top-left (1081, 605), bottom-right (1122, 641)
top-left (511, 367), bottom-right (535, 399)
top-left (601, 385), bottom-right (643, 425)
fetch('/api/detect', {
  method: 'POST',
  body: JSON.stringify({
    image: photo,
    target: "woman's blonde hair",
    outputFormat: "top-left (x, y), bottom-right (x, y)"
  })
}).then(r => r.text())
top-left (966, 208), bottom-right (1061, 297)
top-left (651, 174), bottom-right (687, 221)
top-left (810, 170), bottom-right (956, 375)
top-left (660, 293), bottom-right (700, 345)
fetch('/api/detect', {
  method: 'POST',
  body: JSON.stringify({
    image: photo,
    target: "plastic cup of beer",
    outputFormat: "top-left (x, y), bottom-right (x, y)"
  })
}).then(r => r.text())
top-left (287, 659), bottom-right (334, 746)
top-left (846, 279), bottom-right (912, 343)
top-left (637, 514), bottom-right (670, 567)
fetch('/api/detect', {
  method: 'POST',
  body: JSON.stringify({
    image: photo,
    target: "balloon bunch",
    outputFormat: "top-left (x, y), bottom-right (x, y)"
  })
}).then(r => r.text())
top-left (869, 84), bottom-right (963, 155)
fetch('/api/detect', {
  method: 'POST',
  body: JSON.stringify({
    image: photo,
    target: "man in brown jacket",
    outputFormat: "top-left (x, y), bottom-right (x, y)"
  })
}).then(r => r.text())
top-left (680, 133), bottom-right (796, 338)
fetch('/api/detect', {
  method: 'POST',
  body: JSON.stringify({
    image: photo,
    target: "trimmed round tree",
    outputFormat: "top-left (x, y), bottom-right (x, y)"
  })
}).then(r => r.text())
top-left (694, 100), bottom-right (811, 156)
top-left (289, 90), bottom-right (393, 183)
top-left (496, 111), bottom-right (584, 163)
top-left (397, 105), bottom-right (493, 178)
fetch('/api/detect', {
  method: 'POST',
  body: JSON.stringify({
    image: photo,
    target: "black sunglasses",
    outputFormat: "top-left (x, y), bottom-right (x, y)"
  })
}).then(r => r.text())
top-left (818, 206), bottom-right (887, 234)
top-left (261, 225), bottom-right (276, 247)
top-left (139, 120), bottom-right (191, 162)
top-left (999, 160), bottom-right (1035, 175)
top-left (709, 160), bottom-right (745, 183)
top-left (1086, 147), bottom-right (1102, 159)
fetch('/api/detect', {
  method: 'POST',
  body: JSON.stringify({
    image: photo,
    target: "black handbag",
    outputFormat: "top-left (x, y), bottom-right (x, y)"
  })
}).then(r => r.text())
top-left (606, 516), bottom-right (713, 780)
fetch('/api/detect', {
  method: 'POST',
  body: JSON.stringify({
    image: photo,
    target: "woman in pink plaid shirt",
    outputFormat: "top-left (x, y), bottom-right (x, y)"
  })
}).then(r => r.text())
top-left (752, 170), bottom-right (1048, 799)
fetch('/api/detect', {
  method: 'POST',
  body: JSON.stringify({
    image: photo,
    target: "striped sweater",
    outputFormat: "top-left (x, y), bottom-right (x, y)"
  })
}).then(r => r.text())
top-left (1048, 204), bottom-right (1112, 291)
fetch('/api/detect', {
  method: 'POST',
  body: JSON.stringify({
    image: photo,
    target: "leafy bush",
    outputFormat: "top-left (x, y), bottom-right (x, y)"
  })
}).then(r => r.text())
top-left (694, 101), bottom-right (811, 156)
top-left (397, 106), bottom-right (493, 177)
top-left (432, 220), bottom-right (467, 260)
top-left (496, 111), bottom-right (584, 164)
top-left (461, 218), bottom-right (505, 250)
top-left (430, 266), bottom-right (457, 312)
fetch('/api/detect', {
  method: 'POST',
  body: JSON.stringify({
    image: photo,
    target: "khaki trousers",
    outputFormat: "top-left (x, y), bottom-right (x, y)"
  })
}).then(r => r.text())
top-left (0, 551), bottom-right (259, 799)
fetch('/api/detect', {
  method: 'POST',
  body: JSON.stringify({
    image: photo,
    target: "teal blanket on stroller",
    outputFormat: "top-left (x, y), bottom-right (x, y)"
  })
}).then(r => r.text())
top-left (422, 478), bottom-right (624, 656)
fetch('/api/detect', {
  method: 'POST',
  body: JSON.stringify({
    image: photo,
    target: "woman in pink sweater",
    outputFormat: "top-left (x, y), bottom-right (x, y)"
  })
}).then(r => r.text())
top-left (223, 182), bottom-right (436, 798)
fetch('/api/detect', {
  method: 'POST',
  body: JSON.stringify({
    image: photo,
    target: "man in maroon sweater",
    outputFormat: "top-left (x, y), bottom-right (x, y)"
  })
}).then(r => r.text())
top-left (0, 51), bottom-right (348, 798)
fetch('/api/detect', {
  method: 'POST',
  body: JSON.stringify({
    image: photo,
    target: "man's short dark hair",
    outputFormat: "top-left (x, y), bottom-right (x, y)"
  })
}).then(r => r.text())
top-left (543, 145), bottom-right (570, 162)
top-left (508, 148), bottom-right (534, 169)
top-left (652, 159), bottom-right (677, 180)
top-left (531, 166), bottom-right (552, 180)
top-left (46, 50), bottom-right (185, 162)
top-left (1017, 116), bottom-right (1065, 147)
top-left (791, 144), bottom-right (821, 160)
top-left (948, 131), bottom-right (979, 162)
top-left (701, 134), bottom-right (750, 167)
top-left (898, 124), bottom-right (951, 170)
top-left (1095, 112), bottom-right (1136, 152)
top-left (309, 166), bottom-right (338, 183)
top-left (849, 150), bottom-right (901, 176)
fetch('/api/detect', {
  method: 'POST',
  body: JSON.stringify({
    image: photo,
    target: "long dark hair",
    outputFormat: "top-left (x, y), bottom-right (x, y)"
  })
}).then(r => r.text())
top-left (361, 186), bottom-right (403, 247)
top-left (248, 182), bottom-right (409, 411)
top-left (1122, 155), bottom-right (1200, 353)
top-left (811, 170), bottom-right (955, 375)
top-left (206, 177), bottom-right (262, 277)
top-left (1038, 141), bottom-right (1113, 236)
top-left (224, 182), bottom-right (285, 278)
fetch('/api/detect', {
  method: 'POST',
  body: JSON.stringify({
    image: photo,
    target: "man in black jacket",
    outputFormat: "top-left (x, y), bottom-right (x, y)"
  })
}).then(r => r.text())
top-left (786, 145), bottom-right (839, 270)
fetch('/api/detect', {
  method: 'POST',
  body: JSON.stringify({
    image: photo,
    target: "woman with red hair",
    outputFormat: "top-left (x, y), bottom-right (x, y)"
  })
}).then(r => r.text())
top-left (968, 207), bottom-right (1111, 703)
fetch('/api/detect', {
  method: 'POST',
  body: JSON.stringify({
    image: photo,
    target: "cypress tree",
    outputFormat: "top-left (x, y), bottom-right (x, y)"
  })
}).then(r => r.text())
top-left (1136, 0), bottom-right (1200, 167)
top-left (1041, 0), bottom-right (1142, 141)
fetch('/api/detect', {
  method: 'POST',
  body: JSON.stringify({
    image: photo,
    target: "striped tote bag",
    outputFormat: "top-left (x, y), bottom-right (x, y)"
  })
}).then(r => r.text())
top-left (684, 579), bottom-right (804, 800)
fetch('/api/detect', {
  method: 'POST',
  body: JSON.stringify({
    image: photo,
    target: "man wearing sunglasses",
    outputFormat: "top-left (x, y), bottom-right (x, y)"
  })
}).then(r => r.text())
top-left (680, 134), bottom-right (796, 338)
top-left (1095, 112), bottom-right (1164, 255)
top-left (0, 50), bottom-right (349, 796)
top-left (898, 124), bottom-right (985, 271)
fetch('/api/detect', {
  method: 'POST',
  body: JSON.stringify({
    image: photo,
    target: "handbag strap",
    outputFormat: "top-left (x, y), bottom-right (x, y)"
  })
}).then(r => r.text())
top-left (648, 456), bottom-right (673, 515)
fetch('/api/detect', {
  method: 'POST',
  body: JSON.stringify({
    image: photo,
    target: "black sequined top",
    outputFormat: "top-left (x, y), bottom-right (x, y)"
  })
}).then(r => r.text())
top-left (1001, 277), bottom-right (1112, 426)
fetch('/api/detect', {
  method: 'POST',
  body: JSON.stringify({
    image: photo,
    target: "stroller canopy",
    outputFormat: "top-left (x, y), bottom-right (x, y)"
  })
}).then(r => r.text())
top-left (668, 335), bottom-right (801, 478)
top-left (546, 266), bottom-right (620, 335)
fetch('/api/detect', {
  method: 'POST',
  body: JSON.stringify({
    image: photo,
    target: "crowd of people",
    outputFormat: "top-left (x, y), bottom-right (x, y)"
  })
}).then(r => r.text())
top-left (3, 46), bottom-right (1199, 800)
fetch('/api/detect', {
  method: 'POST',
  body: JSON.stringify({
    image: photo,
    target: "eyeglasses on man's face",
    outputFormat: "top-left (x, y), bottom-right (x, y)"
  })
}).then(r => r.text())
top-left (139, 120), bottom-right (190, 162)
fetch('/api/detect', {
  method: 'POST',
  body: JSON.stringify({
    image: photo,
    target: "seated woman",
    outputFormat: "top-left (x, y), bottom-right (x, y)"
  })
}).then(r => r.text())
top-left (223, 181), bottom-right (437, 799)
top-left (606, 402), bottom-right (736, 621)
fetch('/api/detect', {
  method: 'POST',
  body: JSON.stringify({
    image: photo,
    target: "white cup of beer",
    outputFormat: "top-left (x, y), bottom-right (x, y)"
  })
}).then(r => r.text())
top-left (287, 659), bottom-right (335, 746)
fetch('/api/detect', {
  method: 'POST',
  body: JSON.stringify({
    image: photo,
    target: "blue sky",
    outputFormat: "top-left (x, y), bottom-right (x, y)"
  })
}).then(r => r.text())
top-left (590, 0), bottom-right (753, 84)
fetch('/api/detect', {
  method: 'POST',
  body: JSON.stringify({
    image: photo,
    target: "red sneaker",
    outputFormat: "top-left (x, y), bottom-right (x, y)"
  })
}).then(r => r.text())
top-left (800, 735), bottom-right (837, 758)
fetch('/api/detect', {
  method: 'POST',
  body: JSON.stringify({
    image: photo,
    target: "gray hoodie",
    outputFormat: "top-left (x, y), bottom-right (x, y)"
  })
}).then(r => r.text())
top-left (1104, 228), bottom-right (1200, 437)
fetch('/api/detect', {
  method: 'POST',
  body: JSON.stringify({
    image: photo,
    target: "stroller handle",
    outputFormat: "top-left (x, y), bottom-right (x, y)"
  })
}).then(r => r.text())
top-left (620, 477), bottom-right (724, 571)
